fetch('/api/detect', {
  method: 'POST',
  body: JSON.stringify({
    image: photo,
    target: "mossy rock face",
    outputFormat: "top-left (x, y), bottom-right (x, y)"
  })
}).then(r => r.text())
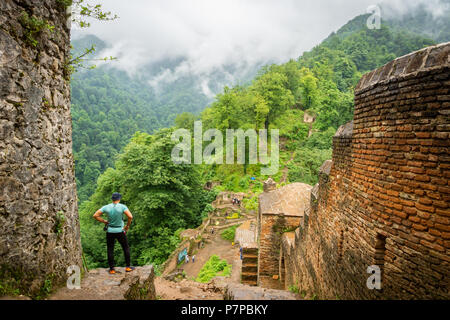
top-left (1, 0), bottom-right (82, 301)
top-left (0, 265), bottom-right (60, 299)
top-left (0, 266), bottom-right (26, 297)
top-left (123, 266), bottom-right (156, 300)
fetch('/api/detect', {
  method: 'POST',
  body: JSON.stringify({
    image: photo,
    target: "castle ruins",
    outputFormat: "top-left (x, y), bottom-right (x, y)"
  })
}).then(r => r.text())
top-left (251, 42), bottom-right (450, 299)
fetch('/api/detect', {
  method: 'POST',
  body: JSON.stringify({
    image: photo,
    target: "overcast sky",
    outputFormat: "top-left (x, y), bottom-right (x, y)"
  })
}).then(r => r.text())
top-left (72, 0), bottom-right (447, 90)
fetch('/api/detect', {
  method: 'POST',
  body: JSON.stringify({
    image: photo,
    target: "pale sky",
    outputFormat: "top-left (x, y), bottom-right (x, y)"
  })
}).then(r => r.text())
top-left (72, 0), bottom-right (448, 89)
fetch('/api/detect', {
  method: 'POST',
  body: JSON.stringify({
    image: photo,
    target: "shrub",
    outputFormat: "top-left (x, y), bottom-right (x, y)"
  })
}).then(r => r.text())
top-left (243, 195), bottom-right (258, 212)
top-left (287, 147), bottom-right (332, 185)
top-left (221, 224), bottom-right (240, 242)
top-left (226, 212), bottom-right (240, 220)
top-left (289, 284), bottom-right (300, 294)
top-left (196, 255), bottom-right (232, 283)
top-left (19, 12), bottom-right (54, 47)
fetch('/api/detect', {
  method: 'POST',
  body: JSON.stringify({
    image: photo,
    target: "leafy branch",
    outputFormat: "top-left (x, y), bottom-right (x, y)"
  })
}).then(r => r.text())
top-left (68, 44), bottom-right (117, 74)
top-left (71, 0), bottom-right (119, 28)
top-left (64, 0), bottom-right (119, 77)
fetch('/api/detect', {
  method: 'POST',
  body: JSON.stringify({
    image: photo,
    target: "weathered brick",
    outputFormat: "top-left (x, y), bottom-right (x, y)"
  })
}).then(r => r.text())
top-left (429, 229), bottom-right (442, 237)
top-left (433, 215), bottom-right (450, 225)
top-left (435, 224), bottom-right (450, 232)
top-left (420, 240), bottom-right (445, 252)
top-left (415, 175), bottom-right (431, 182)
top-left (436, 208), bottom-right (450, 217)
top-left (415, 203), bottom-right (435, 213)
top-left (412, 223), bottom-right (428, 231)
top-left (404, 207), bottom-right (417, 215)
top-left (431, 178), bottom-right (447, 186)
top-left (277, 44), bottom-right (450, 300)
top-left (393, 210), bottom-right (408, 219)
top-left (387, 190), bottom-right (399, 197)
top-left (415, 132), bottom-right (431, 139)
top-left (433, 201), bottom-right (449, 209)
top-left (419, 198), bottom-right (433, 205)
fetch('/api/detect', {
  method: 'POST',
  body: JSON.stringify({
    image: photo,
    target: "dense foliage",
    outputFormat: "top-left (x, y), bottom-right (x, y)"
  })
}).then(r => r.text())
top-left (75, 11), bottom-right (445, 269)
top-left (79, 129), bottom-right (216, 268)
top-left (72, 67), bottom-right (160, 202)
top-left (71, 36), bottom-right (214, 203)
top-left (191, 20), bottom-right (436, 195)
top-left (221, 225), bottom-right (241, 242)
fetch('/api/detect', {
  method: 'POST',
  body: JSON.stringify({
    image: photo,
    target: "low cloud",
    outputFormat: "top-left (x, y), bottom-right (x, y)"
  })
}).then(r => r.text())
top-left (73, 0), bottom-right (448, 94)
top-left (382, 0), bottom-right (450, 19)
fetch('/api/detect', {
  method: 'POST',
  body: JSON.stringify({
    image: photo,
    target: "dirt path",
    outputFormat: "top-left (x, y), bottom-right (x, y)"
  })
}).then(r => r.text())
top-left (48, 194), bottom-right (249, 301)
top-left (48, 230), bottom-right (242, 300)
top-left (180, 231), bottom-right (241, 283)
top-left (48, 266), bottom-right (223, 300)
top-left (154, 277), bottom-right (222, 300)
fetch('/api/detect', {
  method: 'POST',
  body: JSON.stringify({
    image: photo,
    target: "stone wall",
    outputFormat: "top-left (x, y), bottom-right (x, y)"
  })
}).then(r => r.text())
top-left (257, 182), bottom-right (311, 290)
top-left (235, 220), bottom-right (257, 247)
top-left (258, 214), bottom-right (300, 290)
top-left (282, 42), bottom-right (450, 299)
top-left (0, 0), bottom-right (82, 296)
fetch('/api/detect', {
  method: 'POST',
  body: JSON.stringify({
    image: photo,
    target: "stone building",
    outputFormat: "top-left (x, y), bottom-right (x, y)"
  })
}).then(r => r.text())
top-left (257, 180), bottom-right (312, 289)
top-left (303, 112), bottom-right (316, 124)
top-left (256, 42), bottom-right (450, 299)
top-left (0, 1), bottom-right (82, 296)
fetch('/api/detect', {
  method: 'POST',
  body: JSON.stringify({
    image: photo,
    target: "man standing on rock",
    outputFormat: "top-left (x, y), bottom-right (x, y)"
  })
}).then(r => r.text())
top-left (93, 192), bottom-right (135, 274)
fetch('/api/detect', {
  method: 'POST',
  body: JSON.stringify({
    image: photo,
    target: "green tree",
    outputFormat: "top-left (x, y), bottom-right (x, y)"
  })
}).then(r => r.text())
top-left (80, 129), bottom-right (215, 268)
top-left (298, 68), bottom-right (319, 110)
top-left (174, 112), bottom-right (197, 131)
top-left (251, 71), bottom-right (294, 129)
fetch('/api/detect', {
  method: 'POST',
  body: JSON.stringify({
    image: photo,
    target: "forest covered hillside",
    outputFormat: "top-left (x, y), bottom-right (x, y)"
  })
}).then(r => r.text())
top-left (72, 6), bottom-right (448, 204)
top-left (75, 5), bottom-right (448, 269)
top-left (71, 35), bottom-right (262, 202)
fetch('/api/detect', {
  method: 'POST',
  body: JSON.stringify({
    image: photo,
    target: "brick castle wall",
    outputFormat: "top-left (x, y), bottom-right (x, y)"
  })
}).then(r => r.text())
top-left (257, 214), bottom-right (300, 290)
top-left (282, 43), bottom-right (449, 299)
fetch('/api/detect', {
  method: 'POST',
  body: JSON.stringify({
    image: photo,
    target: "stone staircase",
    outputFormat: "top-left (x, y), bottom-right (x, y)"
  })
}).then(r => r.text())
top-left (241, 246), bottom-right (258, 286)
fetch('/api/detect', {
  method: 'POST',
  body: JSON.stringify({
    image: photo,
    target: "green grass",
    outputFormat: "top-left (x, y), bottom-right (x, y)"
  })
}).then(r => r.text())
top-left (289, 284), bottom-right (300, 294)
top-left (220, 224), bottom-right (241, 242)
top-left (226, 212), bottom-right (241, 220)
top-left (242, 195), bottom-right (259, 212)
top-left (196, 255), bottom-right (232, 283)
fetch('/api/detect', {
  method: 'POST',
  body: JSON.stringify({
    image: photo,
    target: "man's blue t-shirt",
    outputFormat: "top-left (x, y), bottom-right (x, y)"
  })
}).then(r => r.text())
top-left (100, 203), bottom-right (129, 233)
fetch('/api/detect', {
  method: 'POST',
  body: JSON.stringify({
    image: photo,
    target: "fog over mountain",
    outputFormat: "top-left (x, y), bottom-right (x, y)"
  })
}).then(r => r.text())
top-left (71, 0), bottom-right (449, 97)
top-left (70, 0), bottom-right (448, 204)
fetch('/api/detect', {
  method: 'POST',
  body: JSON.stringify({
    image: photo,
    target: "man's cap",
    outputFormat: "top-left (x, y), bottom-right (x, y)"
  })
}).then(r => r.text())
top-left (112, 192), bottom-right (122, 201)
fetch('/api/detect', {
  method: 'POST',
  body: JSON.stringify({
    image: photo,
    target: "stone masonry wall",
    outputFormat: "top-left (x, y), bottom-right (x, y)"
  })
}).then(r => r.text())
top-left (0, 0), bottom-right (82, 296)
top-left (258, 214), bottom-right (300, 290)
top-left (285, 43), bottom-right (450, 299)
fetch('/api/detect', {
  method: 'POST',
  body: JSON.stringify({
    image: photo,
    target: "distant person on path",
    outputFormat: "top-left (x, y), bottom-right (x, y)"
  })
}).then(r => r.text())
top-left (192, 255), bottom-right (195, 263)
top-left (93, 192), bottom-right (135, 275)
top-left (185, 255), bottom-right (189, 264)
top-left (240, 247), bottom-right (243, 260)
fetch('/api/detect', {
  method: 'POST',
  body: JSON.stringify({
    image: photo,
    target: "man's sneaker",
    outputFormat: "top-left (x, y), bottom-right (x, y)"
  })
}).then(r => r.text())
top-left (125, 267), bottom-right (135, 272)
top-left (109, 269), bottom-right (116, 275)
